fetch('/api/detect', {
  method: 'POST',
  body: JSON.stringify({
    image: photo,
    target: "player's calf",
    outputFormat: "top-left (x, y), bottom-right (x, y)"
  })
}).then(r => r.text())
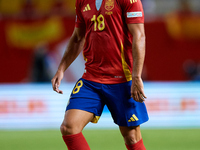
top-left (62, 132), bottom-right (91, 150)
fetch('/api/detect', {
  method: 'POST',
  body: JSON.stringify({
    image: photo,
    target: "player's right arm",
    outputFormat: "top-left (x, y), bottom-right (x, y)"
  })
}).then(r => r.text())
top-left (51, 27), bottom-right (86, 94)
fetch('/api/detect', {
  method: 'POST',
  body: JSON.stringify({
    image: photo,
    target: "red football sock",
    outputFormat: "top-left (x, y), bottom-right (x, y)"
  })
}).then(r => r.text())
top-left (62, 132), bottom-right (90, 150)
top-left (126, 139), bottom-right (146, 150)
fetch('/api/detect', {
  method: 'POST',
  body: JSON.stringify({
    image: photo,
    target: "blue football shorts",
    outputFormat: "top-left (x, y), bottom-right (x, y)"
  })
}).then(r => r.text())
top-left (66, 78), bottom-right (149, 127)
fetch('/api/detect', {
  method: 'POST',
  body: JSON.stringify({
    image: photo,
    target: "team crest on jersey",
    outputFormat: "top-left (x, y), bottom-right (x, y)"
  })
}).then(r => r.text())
top-left (105, 0), bottom-right (114, 11)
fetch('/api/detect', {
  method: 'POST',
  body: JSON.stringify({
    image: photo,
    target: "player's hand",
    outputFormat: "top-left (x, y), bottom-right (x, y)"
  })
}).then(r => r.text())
top-left (131, 76), bottom-right (147, 103)
top-left (51, 70), bottom-right (64, 94)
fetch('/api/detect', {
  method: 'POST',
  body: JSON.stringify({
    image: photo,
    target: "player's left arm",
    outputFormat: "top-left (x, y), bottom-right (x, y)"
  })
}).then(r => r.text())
top-left (128, 23), bottom-right (146, 103)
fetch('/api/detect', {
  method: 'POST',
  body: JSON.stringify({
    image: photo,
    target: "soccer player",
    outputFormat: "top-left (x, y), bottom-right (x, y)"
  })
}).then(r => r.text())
top-left (51, 0), bottom-right (149, 149)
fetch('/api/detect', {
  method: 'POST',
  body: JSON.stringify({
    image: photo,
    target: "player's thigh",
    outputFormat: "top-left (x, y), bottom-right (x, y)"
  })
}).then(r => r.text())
top-left (61, 109), bottom-right (94, 134)
top-left (66, 78), bottom-right (105, 123)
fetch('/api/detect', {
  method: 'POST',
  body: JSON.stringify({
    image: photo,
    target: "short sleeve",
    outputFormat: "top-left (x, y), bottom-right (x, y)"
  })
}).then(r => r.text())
top-left (75, 0), bottom-right (85, 28)
top-left (121, 0), bottom-right (144, 24)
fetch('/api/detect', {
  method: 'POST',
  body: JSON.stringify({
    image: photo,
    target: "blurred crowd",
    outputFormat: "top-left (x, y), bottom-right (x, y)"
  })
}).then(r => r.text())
top-left (0, 0), bottom-right (199, 19)
top-left (183, 60), bottom-right (200, 81)
top-left (0, 0), bottom-right (76, 19)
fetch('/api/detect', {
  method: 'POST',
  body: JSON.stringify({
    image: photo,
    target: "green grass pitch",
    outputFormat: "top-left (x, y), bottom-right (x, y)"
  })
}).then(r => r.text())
top-left (0, 129), bottom-right (199, 150)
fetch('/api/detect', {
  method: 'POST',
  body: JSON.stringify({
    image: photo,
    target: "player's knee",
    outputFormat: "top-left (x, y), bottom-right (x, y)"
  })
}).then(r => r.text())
top-left (60, 124), bottom-right (74, 135)
top-left (122, 134), bottom-right (138, 145)
top-left (120, 127), bottom-right (142, 145)
top-left (60, 123), bottom-right (81, 136)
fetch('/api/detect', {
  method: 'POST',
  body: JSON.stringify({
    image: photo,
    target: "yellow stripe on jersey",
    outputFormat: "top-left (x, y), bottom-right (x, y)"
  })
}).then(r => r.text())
top-left (120, 41), bottom-right (132, 81)
top-left (82, 51), bottom-right (87, 61)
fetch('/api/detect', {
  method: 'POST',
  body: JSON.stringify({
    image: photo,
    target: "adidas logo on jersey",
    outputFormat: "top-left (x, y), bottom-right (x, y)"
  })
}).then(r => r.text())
top-left (83, 4), bottom-right (91, 12)
top-left (128, 114), bottom-right (139, 122)
top-left (130, 0), bottom-right (137, 4)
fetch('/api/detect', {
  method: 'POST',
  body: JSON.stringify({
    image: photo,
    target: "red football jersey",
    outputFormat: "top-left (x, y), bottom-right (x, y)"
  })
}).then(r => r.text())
top-left (75, 0), bottom-right (144, 84)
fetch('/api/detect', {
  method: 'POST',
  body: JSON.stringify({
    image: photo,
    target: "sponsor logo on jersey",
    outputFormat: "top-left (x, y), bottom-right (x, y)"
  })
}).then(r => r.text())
top-left (105, 0), bottom-right (114, 11)
top-left (127, 11), bottom-right (142, 18)
top-left (83, 4), bottom-right (91, 12)
top-left (128, 114), bottom-right (139, 122)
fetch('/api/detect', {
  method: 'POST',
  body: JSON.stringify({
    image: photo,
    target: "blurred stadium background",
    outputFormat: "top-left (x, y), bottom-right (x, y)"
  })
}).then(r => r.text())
top-left (0, 0), bottom-right (200, 149)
